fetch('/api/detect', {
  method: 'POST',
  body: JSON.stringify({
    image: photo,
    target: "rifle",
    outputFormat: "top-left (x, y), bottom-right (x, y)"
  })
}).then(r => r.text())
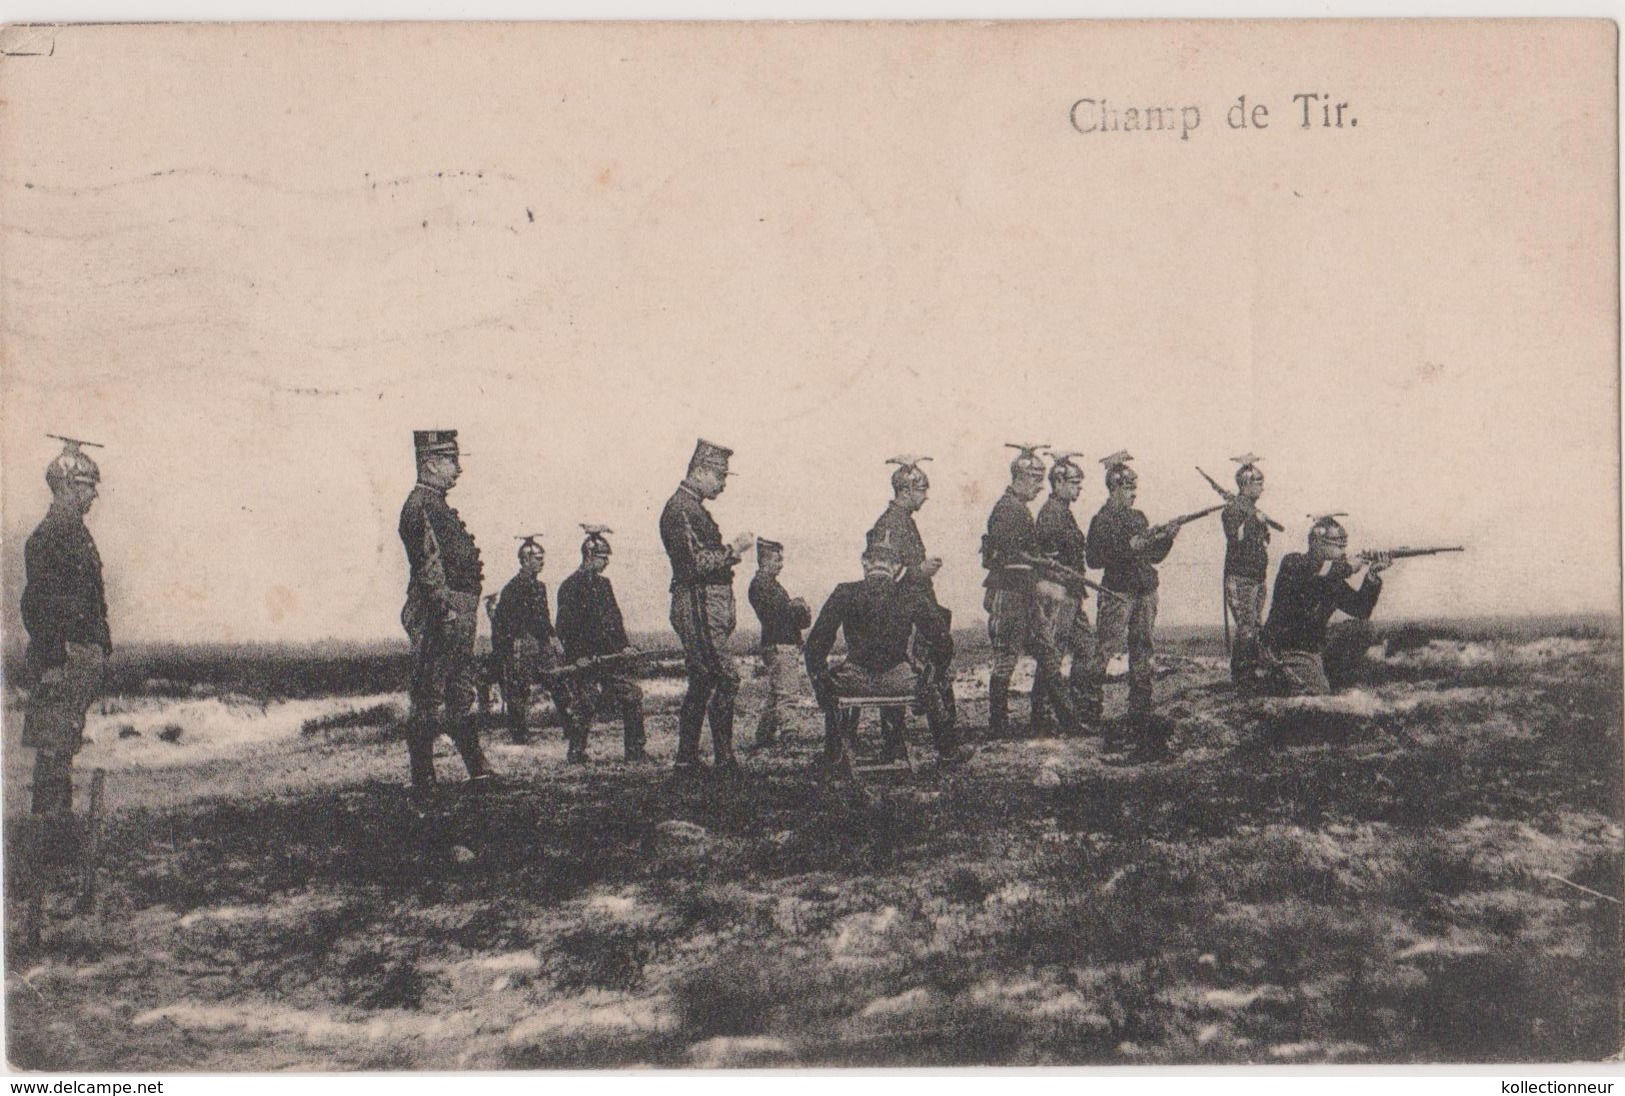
top-left (539, 647), bottom-right (687, 680)
top-left (1021, 553), bottom-right (1129, 604)
top-left (1196, 467), bottom-right (1286, 533)
top-left (1356, 546), bottom-right (1465, 562)
top-left (1145, 503), bottom-right (1225, 541)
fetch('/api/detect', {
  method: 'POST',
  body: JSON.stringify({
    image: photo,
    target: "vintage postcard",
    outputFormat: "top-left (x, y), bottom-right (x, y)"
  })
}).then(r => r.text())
top-left (0, 20), bottom-right (1618, 1070)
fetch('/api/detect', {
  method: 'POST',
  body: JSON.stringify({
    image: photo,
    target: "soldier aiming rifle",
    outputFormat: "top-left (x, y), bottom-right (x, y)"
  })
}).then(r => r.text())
top-left (1261, 512), bottom-right (1465, 696)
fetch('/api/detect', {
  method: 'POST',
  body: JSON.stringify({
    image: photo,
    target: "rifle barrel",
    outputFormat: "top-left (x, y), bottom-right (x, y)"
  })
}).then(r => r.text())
top-left (1361, 546), bottom-right (1465, 560)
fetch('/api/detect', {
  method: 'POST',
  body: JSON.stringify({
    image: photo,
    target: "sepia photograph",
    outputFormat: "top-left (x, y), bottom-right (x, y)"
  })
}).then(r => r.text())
top-left (0, 18), bottom-right (1619, 1071)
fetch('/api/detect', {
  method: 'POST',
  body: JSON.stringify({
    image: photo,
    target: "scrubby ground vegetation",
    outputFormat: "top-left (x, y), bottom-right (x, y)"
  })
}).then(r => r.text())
top-left (4, 620), bottom-right (1620, 1069)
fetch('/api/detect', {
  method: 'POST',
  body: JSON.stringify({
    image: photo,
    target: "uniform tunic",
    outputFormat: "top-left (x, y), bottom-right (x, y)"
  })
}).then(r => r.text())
top-left (399, 483), bottom-right (483, 599)
top-left (868, 503), bottom-right (933, 596)
top-left (1221, 500), bottom-right (1271, 582)
top-left (22, 506), bottom-right (110, 668)
top-left (749, 573), bottom-right (811, 649)
top-left (1263, 553), bottom-right (1383, 654)
top-left (556, 570), bottom-right (631, 661)
top-left (492, 573), bottom-right (556, 666)
top-left (1085, 503), bottom-right (1171, 595)
top-left (804, 577), bottom-right (953, 680)
top-left (21, 505), bottom-right (111, 763)
top-left (1034, 496), bottom-right (1090, 593)
top-left (982, 490), bottom-right (1038, 591)
top-left (659, 484), bottom-right (736, 589)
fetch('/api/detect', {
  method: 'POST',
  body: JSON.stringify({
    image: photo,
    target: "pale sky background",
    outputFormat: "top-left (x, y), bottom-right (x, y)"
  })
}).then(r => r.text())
top-left (0, 21), bottom-right (1616, 647)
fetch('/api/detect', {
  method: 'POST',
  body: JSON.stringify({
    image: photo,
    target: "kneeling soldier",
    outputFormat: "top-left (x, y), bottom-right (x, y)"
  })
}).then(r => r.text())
top-left (556, 525), bottom-right (647, 762)
top-left (804, 533), bottom-right (973, 768)
top-left (1261, 515), bottom-right (1390, 696)
top-left (748, 538), bottom-right (811, 746)
top-left (491, 535), bottom-right (582, 746)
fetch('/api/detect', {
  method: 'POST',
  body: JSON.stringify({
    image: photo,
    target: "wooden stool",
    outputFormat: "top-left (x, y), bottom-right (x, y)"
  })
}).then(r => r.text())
top-left (833, 694), bottom-right (919, 773)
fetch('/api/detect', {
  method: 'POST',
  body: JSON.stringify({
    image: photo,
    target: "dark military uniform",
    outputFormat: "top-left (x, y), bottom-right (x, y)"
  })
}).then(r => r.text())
top-left (982, 488), bottom-right (1039, 734)
top-left (398, 479), bottom-right (490, 789)
top-left (491, 571), bottom-right (580, 746)
top-left (1222, 499), bottom-right (1272, 687)
top-left (555, 567), bottom-right (646, 760)
top-left (747, 569), bottom-right (811, 745)
top-left (1031, 494), bottom-right (1100, 726)
top-left (21, 505), bottom-right (111, 816)
top-left (867, 502), bottom-right (958, 728)
top-left (1084, 501), bottom-right (1172, 722)
top-left (1262, 553), bottom-right (1383, 696)
top-left (660, 482), bottom-right (741, 766)
top-left (804, 576), bottom-right (959, 761)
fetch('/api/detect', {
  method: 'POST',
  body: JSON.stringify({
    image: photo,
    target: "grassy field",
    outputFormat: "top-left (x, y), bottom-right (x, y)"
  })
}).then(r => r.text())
top-left (3, 620), bottom-right (1620, 1069)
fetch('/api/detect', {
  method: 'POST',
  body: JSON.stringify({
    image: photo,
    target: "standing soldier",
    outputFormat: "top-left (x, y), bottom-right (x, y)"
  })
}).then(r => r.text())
top-left (1221, 454), bottom-right (1272, 692)
top-left (1084, 451), bottom-right (1174, 746)
top-left (1031, 451), bottom-right (1098, 731)
top-left (491, 535), bottom-right (580, 747)
top-left (981, 443), bottom-right (1048, 737)
top-left (21, 436), bottom-right (111, 826)
top-left (867, 455), bottom-right (958, 733)
top-left (659, 439), bottom-right (754, 777)
top-left (748, 537), bottom-right (811, 747)
top-left (398, 430), bottom-right (493, 796)
top-left (555, 526), bottom-right (647, 763)
top-left (1260, 515), bottom-right (1390, 696)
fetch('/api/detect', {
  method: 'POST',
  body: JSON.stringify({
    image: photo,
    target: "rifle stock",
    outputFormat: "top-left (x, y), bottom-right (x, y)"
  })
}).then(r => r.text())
top-left (1021, 553), bottom-right (1128, 603)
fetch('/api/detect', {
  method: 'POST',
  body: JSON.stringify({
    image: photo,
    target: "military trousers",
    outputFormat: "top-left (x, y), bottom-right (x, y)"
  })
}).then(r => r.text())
top-left (500, 637), bottom-right (584, 746)
top-left (814, 661), bottom-right (958, 759)
top-left (1086, 588), bottom-right (1159, 719)
top-left (755, 643), bottom-right (804, 745)
top-left (25, 642), bottom-right (108, 817)
top-left (670, 584), bottom-right (740, 764)
top-left (402, 588), bottom-right (490, 788)
top-left (1225, 574), bottom-right (1267, 688)
top-left (570, 669), bottom-right (646, 760)
top-left (1032, 580), bottom-right (1102, 726)
top-left (1262, 648), bottom-right (1331, 696)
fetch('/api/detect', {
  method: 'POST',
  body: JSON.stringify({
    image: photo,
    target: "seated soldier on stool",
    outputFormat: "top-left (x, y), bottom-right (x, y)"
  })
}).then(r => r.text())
top-left (1261, 514), bottom-right (1391, 696)
top-left (803, 533), bottom-right (974, 768)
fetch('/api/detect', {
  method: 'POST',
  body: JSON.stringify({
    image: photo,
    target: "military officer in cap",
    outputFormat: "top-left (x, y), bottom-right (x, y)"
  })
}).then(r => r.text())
top-left (555, 526), bottom-right (647, 763)
top-left (867, 455), bottom-right (958, 732)
top-left (981, 443), bottom-right (1049, 737)
top-left (1084, 451), bottom-right (1174, 738)
top-left (21, 436), bottom-right (111, 824)
top-left (1030, 451), bottom-right (1099, 730)
top-left (1261, 515), bottom-right (1390, 696)
top-left (491, 535), bottom-right (582, 747)
top-left (748, 537), bottom-right (811, 747)
top-left (804, 532), bottom-right (972, 768)
top-left (398, 430), bottom-right (493, 794)
top-left (1221, 455), bottom-right (1272, 691)
top-left (660, 439), bottom-right (754, 776)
